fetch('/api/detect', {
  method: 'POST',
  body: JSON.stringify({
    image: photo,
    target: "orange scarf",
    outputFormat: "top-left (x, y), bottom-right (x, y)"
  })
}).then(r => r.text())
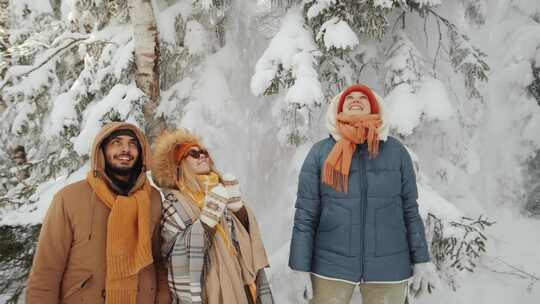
top-left (322, 113), bottom-right (382, 193)
top-left (178, 172), bottom-right (236, 256)
top-left (86, 172), bottom-right (153, 304)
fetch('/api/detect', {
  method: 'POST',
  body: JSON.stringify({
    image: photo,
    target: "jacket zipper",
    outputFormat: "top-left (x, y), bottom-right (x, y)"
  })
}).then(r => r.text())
top-left (360, 146), bottom-right (367, 283)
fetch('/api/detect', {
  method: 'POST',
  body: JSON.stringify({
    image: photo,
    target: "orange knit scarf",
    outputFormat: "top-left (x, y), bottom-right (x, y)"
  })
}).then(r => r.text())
top-left (86, 172), bottom-right (153, 304)
top-left (178, 172), bottom-right (236, 255)
top-left (322, 113), bottom-right (382, 193)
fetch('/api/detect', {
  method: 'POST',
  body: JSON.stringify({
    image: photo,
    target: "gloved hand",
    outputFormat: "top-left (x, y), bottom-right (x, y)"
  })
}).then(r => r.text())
top-left (200, 184), bottom-right (228, 228)
top-left (222, 173), bottom-right (244, 212)
top-left (291, 270), bottom-right (313, 303)
top-left (410, 262), bottom-right (439, 298)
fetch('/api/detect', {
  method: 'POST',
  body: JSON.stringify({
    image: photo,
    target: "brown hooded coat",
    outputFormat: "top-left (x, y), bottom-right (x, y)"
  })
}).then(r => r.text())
top-left (26, 122), bottom-right (171, 304)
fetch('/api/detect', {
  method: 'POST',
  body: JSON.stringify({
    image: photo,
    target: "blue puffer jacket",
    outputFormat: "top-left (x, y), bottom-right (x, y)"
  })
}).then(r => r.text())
top-left (289, 135), bottom-right (431, 282)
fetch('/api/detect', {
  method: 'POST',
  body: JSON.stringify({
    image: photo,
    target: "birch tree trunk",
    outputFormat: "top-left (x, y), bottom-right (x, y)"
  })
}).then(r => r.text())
top-left (127, 0), bottom-right (166, 144)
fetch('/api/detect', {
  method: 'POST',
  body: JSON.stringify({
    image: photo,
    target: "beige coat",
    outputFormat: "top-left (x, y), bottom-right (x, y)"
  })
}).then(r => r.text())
top-left (26, 122), bottom-right (171, 304)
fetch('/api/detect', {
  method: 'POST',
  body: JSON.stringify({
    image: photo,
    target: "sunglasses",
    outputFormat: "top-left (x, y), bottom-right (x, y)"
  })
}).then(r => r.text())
top-left (186, 149), bottom-right (209, 159)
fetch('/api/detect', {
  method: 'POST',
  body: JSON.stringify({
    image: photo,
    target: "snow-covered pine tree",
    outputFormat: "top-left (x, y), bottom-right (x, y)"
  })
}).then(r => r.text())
top-left (0, 1), bottom-right (143, 300)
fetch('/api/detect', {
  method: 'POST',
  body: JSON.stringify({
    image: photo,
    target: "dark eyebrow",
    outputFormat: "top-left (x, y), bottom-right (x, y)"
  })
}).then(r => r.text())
top-left (110, 136), bottom-right (138, 143)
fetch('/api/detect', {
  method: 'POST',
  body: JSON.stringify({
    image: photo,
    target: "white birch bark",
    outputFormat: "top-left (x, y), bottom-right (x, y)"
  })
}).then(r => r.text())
top-left (127, 0), bottom-right (166, 143)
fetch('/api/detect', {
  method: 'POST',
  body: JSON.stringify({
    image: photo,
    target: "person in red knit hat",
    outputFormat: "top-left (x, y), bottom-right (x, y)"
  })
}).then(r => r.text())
top-left (289, 84), bottom-right (439, 304)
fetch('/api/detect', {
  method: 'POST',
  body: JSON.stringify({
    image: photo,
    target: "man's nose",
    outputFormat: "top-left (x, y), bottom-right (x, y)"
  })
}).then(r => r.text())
top-left (119, 142), bottom-right (130, 152)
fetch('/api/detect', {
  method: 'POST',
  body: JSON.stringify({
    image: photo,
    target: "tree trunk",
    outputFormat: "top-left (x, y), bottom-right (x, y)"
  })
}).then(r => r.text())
top-left (127, 0), bottom-right (166, 144)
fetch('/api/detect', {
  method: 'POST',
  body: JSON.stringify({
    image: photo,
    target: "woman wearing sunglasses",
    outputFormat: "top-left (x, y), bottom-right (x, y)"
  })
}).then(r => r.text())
top-left (151, 129), bottom-right (274, 304)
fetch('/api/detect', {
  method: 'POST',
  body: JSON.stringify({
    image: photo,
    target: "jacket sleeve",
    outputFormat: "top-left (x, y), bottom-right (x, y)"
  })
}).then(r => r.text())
top-left (399, 144), bottom-right (431, 264)
top-left (289, 144), bottom-right (321, 272)
top-left (26, 193), bottom-right (72, 304)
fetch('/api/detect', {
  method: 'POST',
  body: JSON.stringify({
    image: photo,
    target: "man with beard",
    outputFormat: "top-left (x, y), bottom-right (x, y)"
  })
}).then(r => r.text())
top-left (26, 122), bottom-right (171, 304)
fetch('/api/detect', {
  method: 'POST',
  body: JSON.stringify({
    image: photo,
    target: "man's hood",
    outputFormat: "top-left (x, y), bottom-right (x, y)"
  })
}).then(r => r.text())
top-left (90, 122), bottom-right (150, 194)
top-left (325, 89), bottom-right (390, 141)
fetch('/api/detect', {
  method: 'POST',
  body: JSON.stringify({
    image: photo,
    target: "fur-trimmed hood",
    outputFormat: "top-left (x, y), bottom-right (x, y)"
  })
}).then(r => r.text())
top-left (325, 89), bottom-right (390, 142)
top-left (151, 129), bottom-right (207, 189)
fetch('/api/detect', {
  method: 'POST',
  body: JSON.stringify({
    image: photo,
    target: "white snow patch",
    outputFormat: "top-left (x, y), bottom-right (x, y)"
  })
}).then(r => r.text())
top-left (11, 102), bottom-right (34, 134)
top-left (306, 0), bottom-right (336, 19)
top-left (251, 7), bottom-right (323, 106)
top-left (385, 78), bottom-right (453, 135)
top-left (157, 1), bottom-right (194, 45)
top-left (0, 164), bottom-right (88, 226)
top-left (317, 17), bottom-right (359, 50)
top-left (185, 20), bottom-right (208, 55)
top-left (44, 90), bottom-right (78, 138)
top-left (373, 0), bottom-right (394, 8)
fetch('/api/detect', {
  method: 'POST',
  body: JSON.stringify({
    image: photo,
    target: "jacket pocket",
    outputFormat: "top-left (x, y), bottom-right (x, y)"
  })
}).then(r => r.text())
top-left (316, 199), bottom-right (353, 256)
top-left (374, 199), bottom-right (408, 257)
top-left (137, 265), bottom-right (157, 302)
top-left (62, 273), bottom-right (93, 303)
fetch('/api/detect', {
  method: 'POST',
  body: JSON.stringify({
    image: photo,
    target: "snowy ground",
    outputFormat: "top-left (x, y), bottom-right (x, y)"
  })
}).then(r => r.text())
top-left (266, 208), bottom-right (540, 304)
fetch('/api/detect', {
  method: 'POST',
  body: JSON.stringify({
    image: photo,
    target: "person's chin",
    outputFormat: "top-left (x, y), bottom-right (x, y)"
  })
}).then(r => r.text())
top-left (197, 167), bottom-right (210, 174)
top-left (111, 163), bottom-right (135, 172)
top-left (115, 160), bottom-right (135, 167)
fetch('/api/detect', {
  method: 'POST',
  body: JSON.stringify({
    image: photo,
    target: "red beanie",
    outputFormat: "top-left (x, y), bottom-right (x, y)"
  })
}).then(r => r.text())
top-left (337, 84), bottom-right (379, 114)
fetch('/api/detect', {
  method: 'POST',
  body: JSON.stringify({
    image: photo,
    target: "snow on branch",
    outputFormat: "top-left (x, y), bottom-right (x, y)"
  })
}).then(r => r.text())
top-left (251, 6), bottom-right (323, 107)
top-left (482, 255), bottom-right (540, 293)
top-left (0, 35), bottom-right (90, 92)
top-left (316, 17), bottom-right (359, 51)
top-left (426, 7), bottom-right (489, 99)
top-left (8, 37), bottom-right (86, 78)
top-left (426, 213), bottom-right (494, 290)
top-left (306, 0), bottom-right (336, 19)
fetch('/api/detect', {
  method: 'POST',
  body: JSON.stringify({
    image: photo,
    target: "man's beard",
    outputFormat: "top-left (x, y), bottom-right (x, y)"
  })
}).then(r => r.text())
top-left (106, 163), bottom-right (135, 177)
top-left (104, 158), bottom-right (142, 195)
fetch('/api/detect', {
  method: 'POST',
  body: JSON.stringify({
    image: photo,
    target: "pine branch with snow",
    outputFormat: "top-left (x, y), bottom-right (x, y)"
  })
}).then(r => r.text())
top-left (426, 213), bottom-right (494, 290)
top-left (384, 30), bottom-right (425, 94)
top-left (448, 27), bottom-right (489, 99)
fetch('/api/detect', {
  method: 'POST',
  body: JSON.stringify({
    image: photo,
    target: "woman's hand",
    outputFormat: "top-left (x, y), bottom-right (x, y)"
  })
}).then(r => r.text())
top-left (410, 262), bottom-right (439, 298)
top-left (291, 270), bottom-right (313, 303)
top-left (200, 184), bottom-right (228, 228)
top-left (222, 173), bottom-right (244, 212)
